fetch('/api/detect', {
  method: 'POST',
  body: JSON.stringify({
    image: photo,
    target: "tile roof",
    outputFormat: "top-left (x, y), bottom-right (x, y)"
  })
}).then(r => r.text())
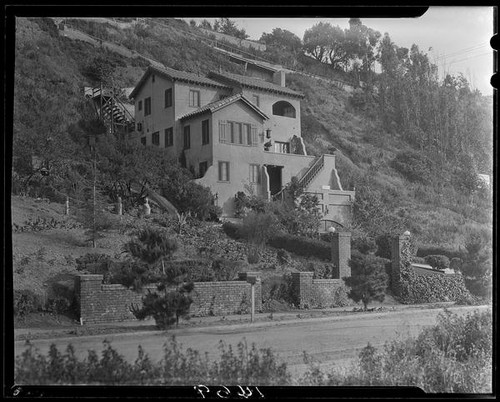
top-left (208, 71), bottom-right (304, 98)
top-left (129, 66), bottom-right (232, 99)
top-left (179, 93), bottom-right (269, 121)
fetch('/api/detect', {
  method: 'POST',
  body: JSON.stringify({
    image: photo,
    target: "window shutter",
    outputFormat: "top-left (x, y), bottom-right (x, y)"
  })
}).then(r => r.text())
top-left (219, 120), bottom-right (226, 143)
top-left (251, 125), bottom-right (258, 146)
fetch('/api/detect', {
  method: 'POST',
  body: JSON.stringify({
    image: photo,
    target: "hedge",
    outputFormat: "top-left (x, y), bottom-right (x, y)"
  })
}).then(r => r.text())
top-left (417, 246), bottom-right (464, 260)
top-left (268, 233), bottom-right (331, 261)
top-left (424, 255), bottom-right (450, 270)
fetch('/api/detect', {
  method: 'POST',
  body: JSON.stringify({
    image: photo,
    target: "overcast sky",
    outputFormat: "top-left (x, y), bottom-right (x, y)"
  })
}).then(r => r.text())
top-left (189, 7), bottom-right (494, 95)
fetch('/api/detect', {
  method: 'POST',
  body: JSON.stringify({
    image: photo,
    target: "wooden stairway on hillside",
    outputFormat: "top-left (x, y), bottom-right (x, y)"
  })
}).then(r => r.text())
top-left (84, 86), bottom-right (135, 134)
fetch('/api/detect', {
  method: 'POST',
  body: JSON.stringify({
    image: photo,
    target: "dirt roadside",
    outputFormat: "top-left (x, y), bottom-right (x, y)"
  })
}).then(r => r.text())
top-left (14, 301), bottom-right (468, 342)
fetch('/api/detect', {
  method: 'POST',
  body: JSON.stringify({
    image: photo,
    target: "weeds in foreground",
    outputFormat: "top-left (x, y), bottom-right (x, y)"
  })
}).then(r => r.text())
top-left (15, 310), bottom-right (491, 392)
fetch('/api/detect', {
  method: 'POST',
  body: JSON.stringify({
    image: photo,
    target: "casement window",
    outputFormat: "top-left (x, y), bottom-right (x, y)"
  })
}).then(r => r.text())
top-left (219, 120), bottom-right (257, 146)
top-left (202, 119), bottom-right (210, 145)
top-left (218, 161), bottom-right (230, 182)
top-left (164, 127), bottom-right (173, 147)
top-left (164, 88), bottom-right (172, 108)
top-left (274, 141), bottom-right (290, 154)
top-left (183, 125), bottom-right (191, 149)
top-left (152, 131), bottom-right (160, 146)
top-left (140, 137), bottom-right (146, 145)
top-left (199, 161), bottom-right (208, 177)
top-left (138, 100), bottom-right (142, 111)
top-left (144, 97), bottom-right (151, 116)
top-left (249, 164), bottom-right (261, 184)
top-left (251, 94), bottom-right (260, 107)
top-left (189, 90), bottom-right (200, 107)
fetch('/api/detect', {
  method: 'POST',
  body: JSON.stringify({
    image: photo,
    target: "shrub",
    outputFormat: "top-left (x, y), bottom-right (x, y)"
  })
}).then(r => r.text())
top-left (391, 150), bottom-right (433, 184)
top-left (343, 251), bottom-right (389, 310)
top-left (123, 227), bottom-right (178, 272)
top-left (261, 274), bottom-right (295, 307)
top-left (221, 221), bottom-right (242, 240)
top-left (352, 235), bottom-right (377, 254)
top-left (14, 290), bottom-right (42, 318)
top-left (424, 255), bottom-right (450, 270)
top-left (375, 234), bottom-right (392, 259)
top-left (75, 253), bottom-right (113, 274)
top-left (416, 246), bottom-right (463, 260)
top-left (302, 309), bottom-right (492, 392)
top-left (306, 261), bottom-right (333, 279)
top-left (131, 283), bottom-right (194, 329)
top-left (276, 249), bottom-right (292, 265)
top-left (15, 337), bottom-right (291, 385)
top-left (240, 211), bottom-right (279, 247)
top-left (210, 259), bottom-right (240, 281)
top-left (268, 233), bottom-right (331, 261)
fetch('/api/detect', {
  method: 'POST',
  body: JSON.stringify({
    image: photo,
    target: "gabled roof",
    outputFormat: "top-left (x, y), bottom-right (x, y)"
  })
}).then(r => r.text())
top-left (208, 71), bottom-right (304, 99)
top-left (179, 93), bottom-right (269, 121)
top-left (129, 66), bottom-right (232, 99)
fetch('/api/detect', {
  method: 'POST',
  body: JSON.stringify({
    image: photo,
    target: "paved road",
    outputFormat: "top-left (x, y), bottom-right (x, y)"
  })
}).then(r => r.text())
top-left (15, 306), bottom-right (488, 381)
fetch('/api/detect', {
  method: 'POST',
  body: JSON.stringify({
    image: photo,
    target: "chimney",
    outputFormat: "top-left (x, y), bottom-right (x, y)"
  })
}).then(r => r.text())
top-left (273, 70), bottom-right (286, 87)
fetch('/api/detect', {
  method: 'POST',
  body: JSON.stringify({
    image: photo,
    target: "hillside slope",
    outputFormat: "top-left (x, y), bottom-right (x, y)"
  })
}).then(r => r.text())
top-left (12, 16), bottom-right (492, 250)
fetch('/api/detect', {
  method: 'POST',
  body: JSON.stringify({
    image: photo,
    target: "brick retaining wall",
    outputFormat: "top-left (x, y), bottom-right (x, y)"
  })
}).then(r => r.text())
top-left (291, 272), bottom-right (346, 309)
top-left (75, 273), bottom-right (261, 325)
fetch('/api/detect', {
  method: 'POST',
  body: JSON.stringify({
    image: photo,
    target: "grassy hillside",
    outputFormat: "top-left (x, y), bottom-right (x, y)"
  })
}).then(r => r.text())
top-left (11, 17), bottom-right (492, 295)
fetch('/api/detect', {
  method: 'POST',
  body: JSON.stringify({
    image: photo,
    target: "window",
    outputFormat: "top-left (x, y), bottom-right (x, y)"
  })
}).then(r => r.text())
top-left (249, 164), bottom-right (261, 184)
top-left (252, 94), bottom-right (260, 107)
top-left (243, 124), bottom-right (252, 145)
top-left (164, 88), bottom-right (172, 108)
top-left (202, 119), bottom-right (210, 145)
top-left (152, 131), bottom-right (160, 146)
top-left (189, 90), bottom-right (200, 107)
top-left (138, 100), bottom-right (142, 111)
top-left (219, 120), bottom-right (256, 146)
top-left (140, 137), bottom-right (146, 145)
top-left (275, 141), bottom-right (290, 154)
top-left (199, 161), bottom-right (208, 177)
top-left (144, 97), bottom-right (151, 116)
top-left (164, 127), bottom-right (173, 147)
top-left (272, 101), bottom-right (296, 118)
top-left (183, 125), bottom-right (191, 149)
top-left (218, 161), bottom-right (230, 182)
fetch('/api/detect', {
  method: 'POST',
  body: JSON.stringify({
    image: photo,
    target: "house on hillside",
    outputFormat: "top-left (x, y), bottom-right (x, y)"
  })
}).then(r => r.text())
top-left (129, 65), bottom-right (355, 230)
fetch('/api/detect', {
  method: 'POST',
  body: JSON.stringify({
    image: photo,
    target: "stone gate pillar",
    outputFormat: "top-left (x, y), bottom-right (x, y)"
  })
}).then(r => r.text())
top-left (331, 231), bottom-right (351, 279)
top-left (390, 234), bottom-right (410, 297)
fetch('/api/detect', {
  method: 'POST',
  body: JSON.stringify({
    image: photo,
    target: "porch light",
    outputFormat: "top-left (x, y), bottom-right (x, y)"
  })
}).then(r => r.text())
top-left (328, 226), bottom-right (336, 234)
top-left (403, 230), bottom-right (411, 236)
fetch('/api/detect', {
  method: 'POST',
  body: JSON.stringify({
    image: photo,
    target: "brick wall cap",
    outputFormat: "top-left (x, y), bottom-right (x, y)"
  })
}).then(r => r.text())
top-left (292, 271), bottom-right (314, 276)
top-left (78, 274), bottom-right (104, 281)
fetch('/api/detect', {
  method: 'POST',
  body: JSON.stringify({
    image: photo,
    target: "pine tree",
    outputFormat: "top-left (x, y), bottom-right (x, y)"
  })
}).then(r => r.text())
top-left (343, 251), bottom-right (389, 310)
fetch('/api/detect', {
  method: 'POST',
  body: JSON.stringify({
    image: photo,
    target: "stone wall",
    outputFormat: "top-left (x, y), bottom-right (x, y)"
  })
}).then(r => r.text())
top-left (75, 273), bottom-right (261, 325)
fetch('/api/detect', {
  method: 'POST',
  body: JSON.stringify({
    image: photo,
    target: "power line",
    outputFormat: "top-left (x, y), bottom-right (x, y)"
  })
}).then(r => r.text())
top-left (432, 44), bottom-right (489, 61)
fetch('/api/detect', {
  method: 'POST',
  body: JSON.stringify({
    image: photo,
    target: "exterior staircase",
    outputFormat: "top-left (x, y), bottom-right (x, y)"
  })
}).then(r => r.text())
top-left (298, 155), bottom-right (324, 189)
top-left (84, 86), bottom-right (135, 134)
top-left (272, 155), bottom-right (325, 202)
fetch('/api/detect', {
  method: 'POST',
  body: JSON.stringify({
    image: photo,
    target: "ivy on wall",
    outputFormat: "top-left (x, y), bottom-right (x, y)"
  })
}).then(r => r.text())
top-left (397, 237), bottom-right (471, 304)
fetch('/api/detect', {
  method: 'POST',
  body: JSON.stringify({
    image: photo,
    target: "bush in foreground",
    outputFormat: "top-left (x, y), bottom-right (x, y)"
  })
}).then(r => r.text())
top-left (302, 309), bottom-right (492, 393)
top-left (15, 310), bottom-right (491, 392)
top-left (15, 337), bottom-right (290, 385)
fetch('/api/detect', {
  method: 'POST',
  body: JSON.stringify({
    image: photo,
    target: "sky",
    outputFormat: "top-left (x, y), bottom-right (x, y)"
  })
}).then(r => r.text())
top-left (189, 7), bottom-right (494, 95)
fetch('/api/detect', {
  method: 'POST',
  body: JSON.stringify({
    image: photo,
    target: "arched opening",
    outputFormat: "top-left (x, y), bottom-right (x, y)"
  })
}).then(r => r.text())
top-left (272, 101), bottom-right (296, 118)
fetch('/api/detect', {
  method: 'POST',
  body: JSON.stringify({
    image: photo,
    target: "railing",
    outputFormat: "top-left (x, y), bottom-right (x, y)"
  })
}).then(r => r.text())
top-left (298, 155), bottom-right (324, 189)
